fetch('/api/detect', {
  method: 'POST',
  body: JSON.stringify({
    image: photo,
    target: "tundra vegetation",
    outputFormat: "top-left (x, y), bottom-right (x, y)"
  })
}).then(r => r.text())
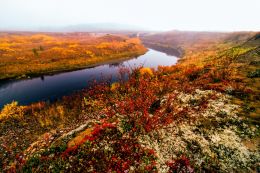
top-left (0, 32), bottom-right (147, 80)
top-left (0, 32), bottom-right (259, 172)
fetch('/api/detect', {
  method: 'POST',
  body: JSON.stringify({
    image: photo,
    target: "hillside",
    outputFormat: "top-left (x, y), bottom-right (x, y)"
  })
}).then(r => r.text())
top-left (0, 32), bottom-right (259, 172)
top-left (140, 31), bottom-right (256, 57)
top-left (0, 32), bottom-right (147, 80)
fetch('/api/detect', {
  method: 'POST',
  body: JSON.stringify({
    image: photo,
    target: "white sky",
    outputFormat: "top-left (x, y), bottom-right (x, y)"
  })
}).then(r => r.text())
top-left (0, 0), bottom-right (259, 31)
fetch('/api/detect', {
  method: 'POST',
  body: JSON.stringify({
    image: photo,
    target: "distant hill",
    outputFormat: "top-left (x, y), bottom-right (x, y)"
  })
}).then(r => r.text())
top-left (140, 31), bottom-right (258, 56)
top-left (141, 31), bottom-right (257, 47)
top-left (243, 32), bottom-right (260, 46)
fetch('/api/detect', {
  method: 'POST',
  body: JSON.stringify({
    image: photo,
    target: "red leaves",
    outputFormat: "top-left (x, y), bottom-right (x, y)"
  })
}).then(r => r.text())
top-left (58, 60), bottom-right (249, 171)
top-left (167, 156), bottom-right (194, 173)
top-left (61, 120), bottom-right (157, 172)
top-left (62, 122), bottom-right (116, 157)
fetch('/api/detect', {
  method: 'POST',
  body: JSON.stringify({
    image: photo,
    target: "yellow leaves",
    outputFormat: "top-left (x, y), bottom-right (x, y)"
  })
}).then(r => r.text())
top-left (68, 44), bottom-right (78, 48)
top-left (67, 128), bottom-right (93, 147)
top-left (56, 105), bottom-right (65, 119)
top-left (63, 49), bottom-right (76, 55)
top-left (0, 47), bottom-right (14, 52)
top-left (36, 113), bottom-right (53, 127)
top-left (50, 46), bottom-right (63, 52)
top-left (32, 105), bottom-right (66, 127)
top-left (30, 34), bottom-right (54, 42)
top-left (126, 38), bottom-right (141, 44)
top-left (96, 42), bottom-right (110, 49)
top-left (0, 42), bottom-right (13, 48)
top-left (83, 98), bottom-right (104, 112)
top-left (0, 33), bottom-right (147, 80)
top-left (0, 43), bottom-right (15, 52)
top-left (111, 82), bottom-right (120, 91)
top-left (85, 50), bottom-right (95, 57)
top-left (0, 101), bottom-right (25, 121)
top-left (140, 67), bottom-right (153, 76)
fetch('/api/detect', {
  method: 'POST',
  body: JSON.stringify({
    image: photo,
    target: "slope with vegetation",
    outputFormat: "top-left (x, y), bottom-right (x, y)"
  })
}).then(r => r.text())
top-left (0, 32), bottom-right (259, 172)
top-left (141, 31), bottom-right (256, 57)
top-left (0, 32), bottom-right (147, 80)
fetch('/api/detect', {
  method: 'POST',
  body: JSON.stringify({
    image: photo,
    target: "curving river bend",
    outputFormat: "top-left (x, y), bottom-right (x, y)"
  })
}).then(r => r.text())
top-left (0, 49), bottom-right (178, 108)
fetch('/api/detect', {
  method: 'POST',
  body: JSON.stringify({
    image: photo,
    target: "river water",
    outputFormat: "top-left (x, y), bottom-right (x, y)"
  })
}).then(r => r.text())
top-left (0, 49), bottom-right (178, 108)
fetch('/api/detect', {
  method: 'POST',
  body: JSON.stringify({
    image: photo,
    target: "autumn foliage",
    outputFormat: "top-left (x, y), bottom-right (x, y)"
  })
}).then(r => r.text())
top-left (0, 32), bottom-right (147, 80)
top-left (0, 32), bottom-right (259, 172)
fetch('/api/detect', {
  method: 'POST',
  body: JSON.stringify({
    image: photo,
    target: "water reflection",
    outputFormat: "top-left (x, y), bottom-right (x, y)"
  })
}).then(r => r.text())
top-left (109, 62), bottom-right (124, 68)
top-left (0, 49), bottom-right (178, 108)
top-left (41, 76), bottom-right (45, 81)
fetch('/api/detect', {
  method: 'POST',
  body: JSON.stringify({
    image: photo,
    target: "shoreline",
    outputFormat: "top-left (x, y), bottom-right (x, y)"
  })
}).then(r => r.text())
top-left (142, 41), bottom-right (184, 57)
top-left (0, 48), bottom-right (179, 108)
top-left (0, 51), bottom-right (147, 82)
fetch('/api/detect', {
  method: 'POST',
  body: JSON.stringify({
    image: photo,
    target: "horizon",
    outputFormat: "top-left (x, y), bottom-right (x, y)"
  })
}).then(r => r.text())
top-left (0, 23), bottom-right (260, 33)
top-left (1, 0), bottom-right (260, 32)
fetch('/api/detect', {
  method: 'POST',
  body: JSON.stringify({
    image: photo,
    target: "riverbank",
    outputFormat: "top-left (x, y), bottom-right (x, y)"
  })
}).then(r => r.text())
top-left (0, 32), bottom-right (259, 172)
top-left (142, 41), bottom-right (183, 57)
top-left (0, 48), bottom-right (178, 108)
top-left (0, 51), bottom-right (146, 81)
top-left (0, 32), bottom-right (147, 81)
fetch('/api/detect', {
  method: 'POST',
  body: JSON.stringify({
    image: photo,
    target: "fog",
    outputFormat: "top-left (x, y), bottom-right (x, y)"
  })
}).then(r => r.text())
top-left (0, 0), bottom-right (259, 31)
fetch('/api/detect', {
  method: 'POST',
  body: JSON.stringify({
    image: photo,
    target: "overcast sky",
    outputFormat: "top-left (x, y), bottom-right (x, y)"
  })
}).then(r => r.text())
top-left (0, 0), bottom-right (259, 31)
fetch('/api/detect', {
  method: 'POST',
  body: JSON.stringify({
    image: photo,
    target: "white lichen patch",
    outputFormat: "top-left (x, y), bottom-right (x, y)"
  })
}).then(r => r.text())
top-left (138, 89), bottom-right (259, 172)
top-left (209, 128), bottom-right (258, 171)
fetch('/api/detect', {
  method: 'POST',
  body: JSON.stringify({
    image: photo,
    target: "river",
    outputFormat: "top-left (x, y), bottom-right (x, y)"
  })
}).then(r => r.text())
top-left (0, 49), bottom-right (178, 108)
